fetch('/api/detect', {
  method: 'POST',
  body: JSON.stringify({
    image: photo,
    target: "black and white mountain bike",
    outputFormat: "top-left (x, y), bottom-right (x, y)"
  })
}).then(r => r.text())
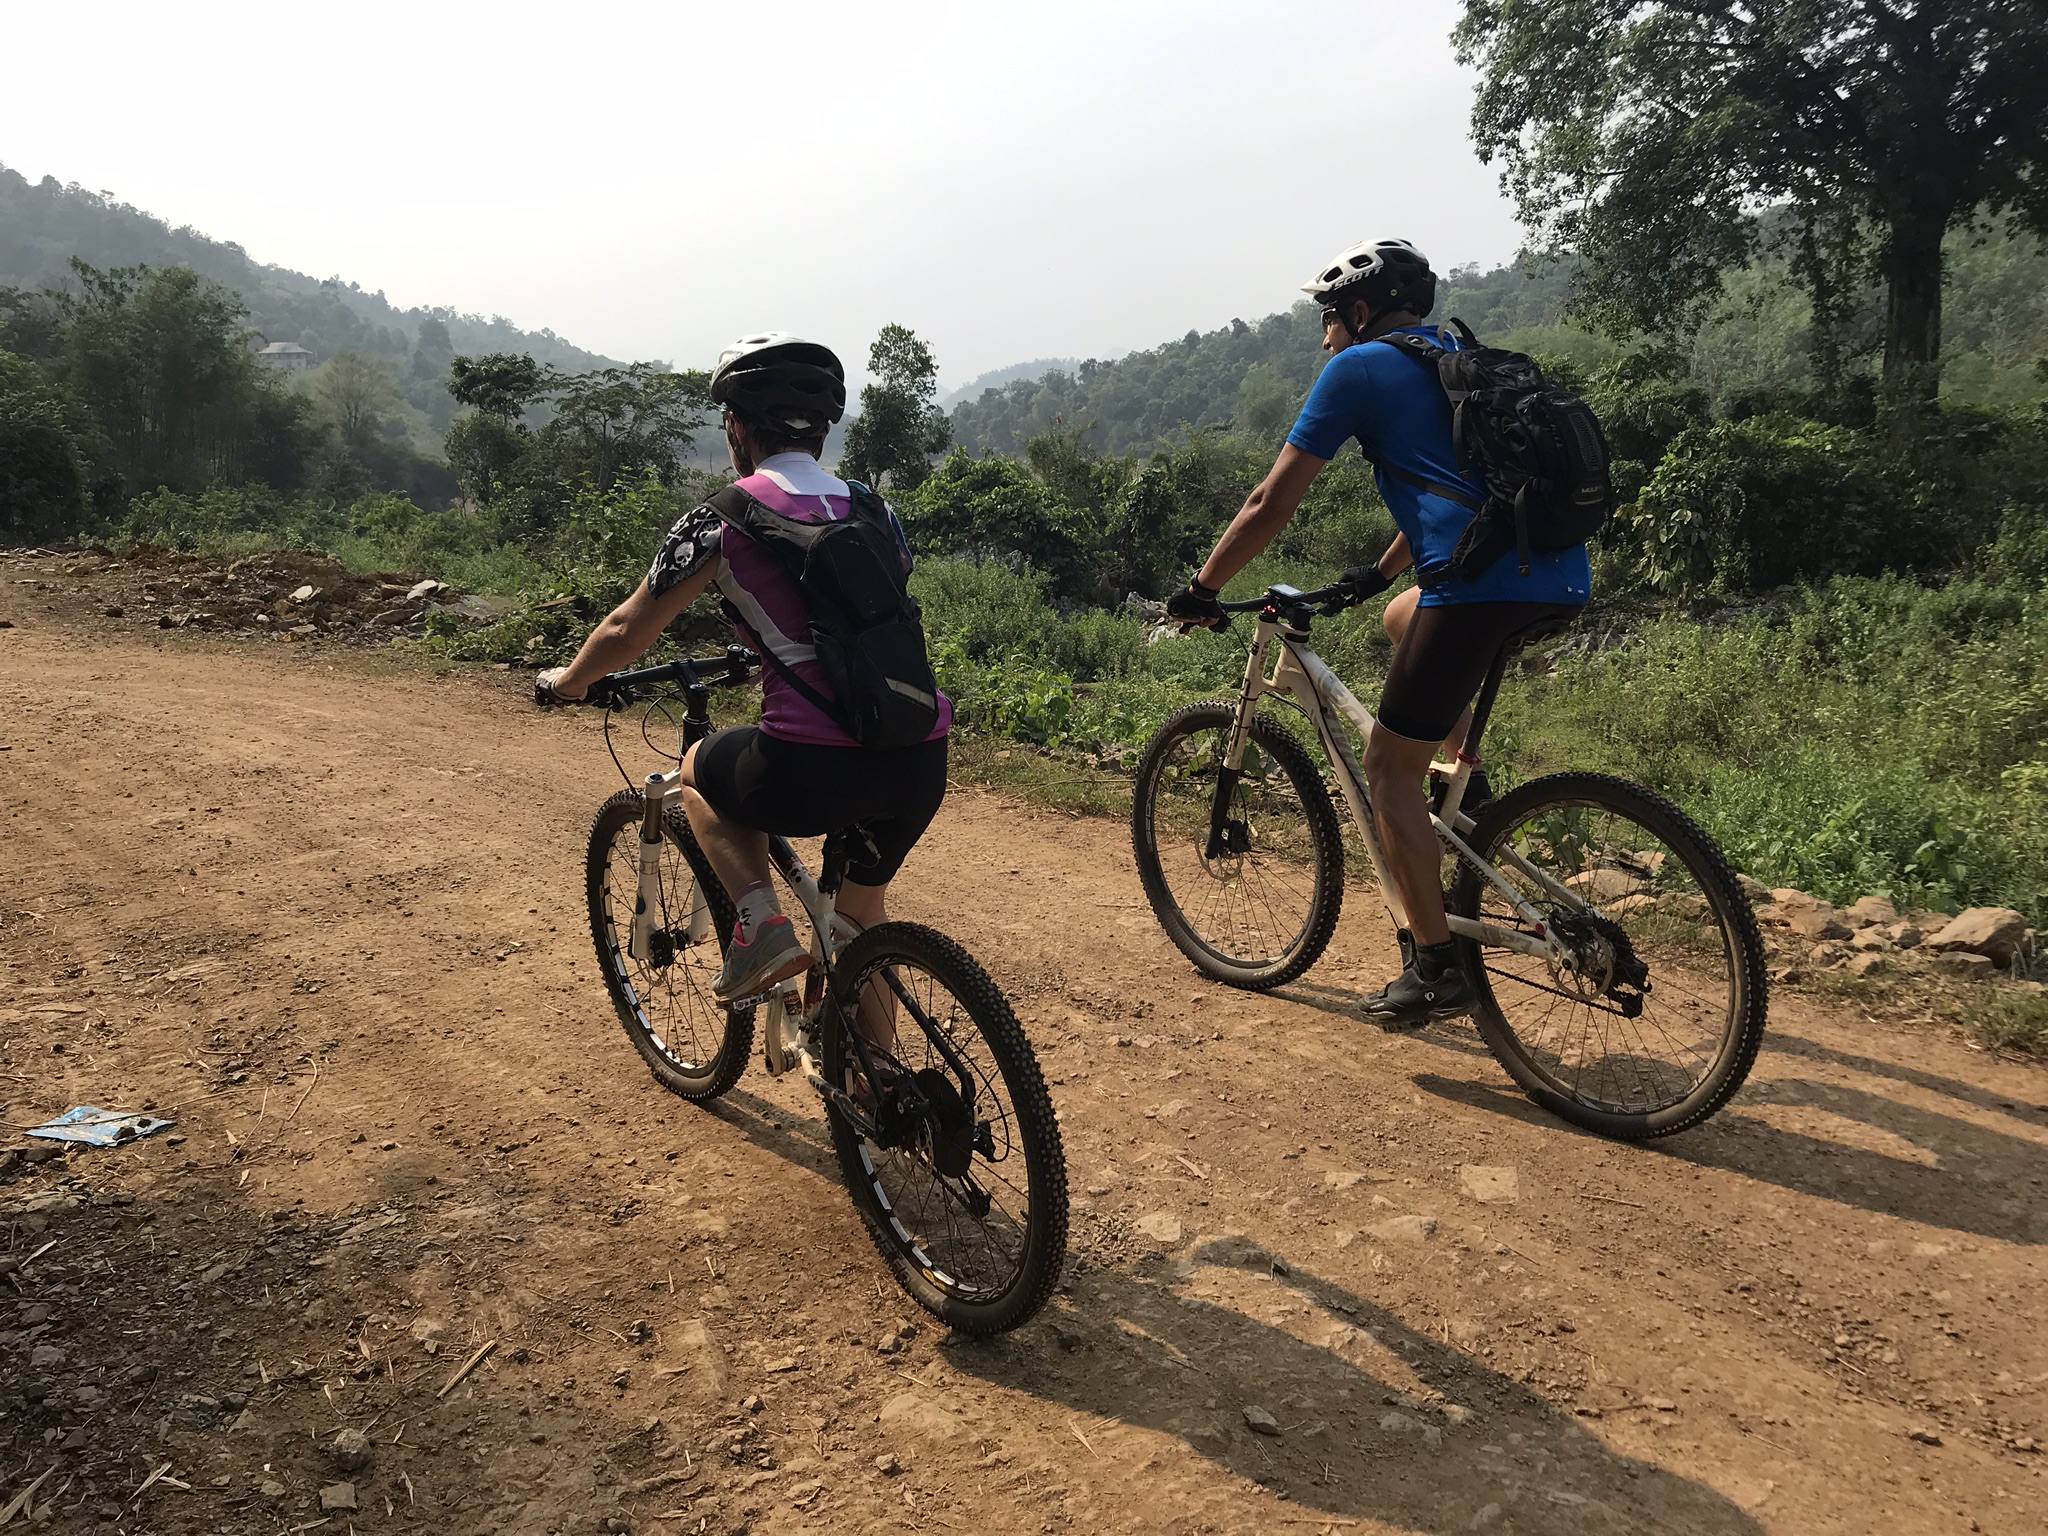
top-left (577, 647), bottom-right (1066, 1333)
top-left (1131, 582), bottom-right (1768, 1140)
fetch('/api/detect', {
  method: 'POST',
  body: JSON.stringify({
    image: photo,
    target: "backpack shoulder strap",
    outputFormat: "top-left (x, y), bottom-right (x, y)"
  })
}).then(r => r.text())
top-left (706, 482), bottom-right (765, 522)
top-left (1367, 457), bottom-right (1485, 511)
top-left (1369, 330), bottom-right (1445, 363)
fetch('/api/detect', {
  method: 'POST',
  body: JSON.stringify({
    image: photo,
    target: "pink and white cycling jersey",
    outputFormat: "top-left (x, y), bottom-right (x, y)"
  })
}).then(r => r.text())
top-left (643, 452), bottom-right (953, 747)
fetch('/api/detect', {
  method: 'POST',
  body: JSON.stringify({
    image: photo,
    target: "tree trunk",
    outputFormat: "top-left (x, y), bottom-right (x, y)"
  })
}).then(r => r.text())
top-left (1879, 208), bottom-right (1949, 403)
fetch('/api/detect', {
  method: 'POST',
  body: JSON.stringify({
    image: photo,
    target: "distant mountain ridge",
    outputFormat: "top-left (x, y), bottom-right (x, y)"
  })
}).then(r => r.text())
top-left (0, 166), bottom-right (624, 433)
top-left (937, 358), bottom-right (1081, 411)
top-left (946, 261), bottom-right (1581, 454)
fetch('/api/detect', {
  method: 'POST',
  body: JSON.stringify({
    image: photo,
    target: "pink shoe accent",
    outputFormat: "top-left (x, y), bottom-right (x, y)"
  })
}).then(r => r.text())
top-left (733, 912), bottom-right (793, 948)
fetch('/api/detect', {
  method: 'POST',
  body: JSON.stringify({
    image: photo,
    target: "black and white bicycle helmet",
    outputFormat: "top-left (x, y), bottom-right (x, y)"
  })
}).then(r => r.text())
top-left (709, 333), bottom-right (847, 435)
top-left (1302, 238), bottom-right (1436, 318)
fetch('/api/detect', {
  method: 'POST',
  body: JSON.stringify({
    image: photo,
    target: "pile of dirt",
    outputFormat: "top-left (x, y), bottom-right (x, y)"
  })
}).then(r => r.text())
top-left (1, 543), bottom-right (497, 646)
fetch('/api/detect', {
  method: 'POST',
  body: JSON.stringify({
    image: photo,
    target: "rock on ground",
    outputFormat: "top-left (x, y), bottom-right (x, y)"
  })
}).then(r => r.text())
top-left (1927, 907), bottom-right (2028, 963)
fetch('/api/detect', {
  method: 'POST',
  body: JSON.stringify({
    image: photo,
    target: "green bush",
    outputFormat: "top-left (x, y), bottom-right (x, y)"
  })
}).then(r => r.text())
top-left (909, 556), bottom-right (1062, 663)
top-left (1492, 573), bottom-right (2048, 917)
top-left (895, 451), bottom-right (1094, 596)
top-left (1618, 414), bottom-right (1910, 598)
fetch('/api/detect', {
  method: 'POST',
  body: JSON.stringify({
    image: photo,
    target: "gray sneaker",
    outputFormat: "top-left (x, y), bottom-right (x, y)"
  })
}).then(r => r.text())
top-left (713, 915), bottom-right (811, 1001)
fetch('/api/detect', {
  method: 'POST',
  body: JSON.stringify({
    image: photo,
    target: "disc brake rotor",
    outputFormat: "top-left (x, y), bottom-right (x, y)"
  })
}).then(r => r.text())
top-left (912, 1067), bottom-right (976, 1179)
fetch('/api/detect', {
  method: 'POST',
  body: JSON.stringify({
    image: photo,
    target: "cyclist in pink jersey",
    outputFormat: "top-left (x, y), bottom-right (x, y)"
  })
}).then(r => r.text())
top-left (539, 335), bottom-right (951, 1000)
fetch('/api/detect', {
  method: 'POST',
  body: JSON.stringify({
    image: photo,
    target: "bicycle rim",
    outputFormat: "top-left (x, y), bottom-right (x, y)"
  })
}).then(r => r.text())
top-left (824, 923), bottom-right (1066, 1333)
top-left (1453, 772), bottom-right (1767, 1138)
top-left (1132, 703), bottom-right (1342, 988)
top-left (587, 791), bottom-right (753, 1099)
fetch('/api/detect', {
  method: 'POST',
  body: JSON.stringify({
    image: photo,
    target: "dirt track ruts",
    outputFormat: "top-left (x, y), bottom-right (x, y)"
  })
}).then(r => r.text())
top-left (2, 573), bottom-right (2045, 1535)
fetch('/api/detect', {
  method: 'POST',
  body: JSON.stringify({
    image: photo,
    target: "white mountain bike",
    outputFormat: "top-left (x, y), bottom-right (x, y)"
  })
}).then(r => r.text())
top-left (1131, 581), bottom-right (1768, 1140)
top-left (575, 647), bottom-right (1067, 1333)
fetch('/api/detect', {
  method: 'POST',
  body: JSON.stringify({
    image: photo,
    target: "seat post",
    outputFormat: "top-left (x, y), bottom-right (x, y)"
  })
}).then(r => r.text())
top-left (1459, 645), bottom-right (1512, 762)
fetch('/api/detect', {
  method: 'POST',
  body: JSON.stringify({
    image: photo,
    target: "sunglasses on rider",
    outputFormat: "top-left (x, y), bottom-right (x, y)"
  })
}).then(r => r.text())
top-left (1320, 305), bottom-right (1344, 328)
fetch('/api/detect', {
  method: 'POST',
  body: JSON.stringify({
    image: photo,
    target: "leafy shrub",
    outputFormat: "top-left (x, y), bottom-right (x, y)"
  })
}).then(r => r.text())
top-left (896, 451), bottom-right (1094, 596)
top-left (1618, 414), bottom-right (1910, 598)
top-left (930, 631), bottom-right (1076, 746)
top-left (909, 556), bottom-right (1061, 663)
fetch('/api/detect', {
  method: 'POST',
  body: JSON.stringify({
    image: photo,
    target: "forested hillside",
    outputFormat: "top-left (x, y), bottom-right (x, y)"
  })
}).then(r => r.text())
top-left (0, 167), bottom-right (620, 435)
top-left (951, 229), bottom-right (2048, 454)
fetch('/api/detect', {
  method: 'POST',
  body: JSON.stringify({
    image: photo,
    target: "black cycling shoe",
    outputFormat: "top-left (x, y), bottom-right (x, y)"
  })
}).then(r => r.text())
top-left (1359, 942), bottom-right (1476, 1032)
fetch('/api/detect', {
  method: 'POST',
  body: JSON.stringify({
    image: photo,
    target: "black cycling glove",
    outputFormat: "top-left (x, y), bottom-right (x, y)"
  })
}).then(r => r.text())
top-left (1165, 579), bottom-right (1226, 631)
top-left (1337, 565), bottom-right (1394, 602)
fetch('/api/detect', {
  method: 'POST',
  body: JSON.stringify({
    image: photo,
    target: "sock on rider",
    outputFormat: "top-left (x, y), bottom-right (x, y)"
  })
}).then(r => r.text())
top-left (732, 880), bottom-right (782, 945)
top-left (1412, 938), bottom-right (1461, 982)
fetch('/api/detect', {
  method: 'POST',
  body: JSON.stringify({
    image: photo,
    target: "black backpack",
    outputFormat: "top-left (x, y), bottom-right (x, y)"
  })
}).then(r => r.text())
top-left (708, 480), bottom-right (940, 750)
top-left (1368, 320), bottom-right (1614, 584)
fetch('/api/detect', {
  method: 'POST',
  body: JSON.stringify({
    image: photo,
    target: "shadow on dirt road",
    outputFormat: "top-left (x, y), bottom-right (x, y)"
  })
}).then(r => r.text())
top-left (949, 1234), bottom-right (1762, 1536)
top-left (1412, 1070), bottom-right (2047, 1246)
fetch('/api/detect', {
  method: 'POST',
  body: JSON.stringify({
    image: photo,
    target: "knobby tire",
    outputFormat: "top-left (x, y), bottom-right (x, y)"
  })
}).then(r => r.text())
top-left (1131, 702), bottom-right (1345, 990)
top-left (585, 789), bottom-right (754, 1101)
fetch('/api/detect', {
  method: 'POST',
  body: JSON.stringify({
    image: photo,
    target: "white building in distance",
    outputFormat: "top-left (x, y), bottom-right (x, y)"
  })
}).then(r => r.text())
top-left (254, 341), bottom-right (315, 371)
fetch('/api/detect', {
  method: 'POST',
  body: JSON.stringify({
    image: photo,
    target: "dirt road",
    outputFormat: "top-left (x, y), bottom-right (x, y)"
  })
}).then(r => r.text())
top-left (2, 568), bottom-right (2045, 1534)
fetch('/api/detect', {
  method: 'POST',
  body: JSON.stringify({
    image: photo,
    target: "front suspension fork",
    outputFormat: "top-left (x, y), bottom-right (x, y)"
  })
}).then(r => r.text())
top-left (629, 770), bottom-right (681, 963)
top-left (1206, 631), bottom-right (1270, 857)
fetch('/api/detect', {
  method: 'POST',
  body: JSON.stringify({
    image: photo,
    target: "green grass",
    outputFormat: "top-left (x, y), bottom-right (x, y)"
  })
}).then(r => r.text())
top-left (1962, 989), bottom-right (2048, 1055)
top-left (913, 544), bottom-right (2048, 927)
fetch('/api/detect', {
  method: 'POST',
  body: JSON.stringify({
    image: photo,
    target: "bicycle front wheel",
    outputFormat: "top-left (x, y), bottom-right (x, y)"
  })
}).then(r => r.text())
top-left (822, 923), bottom-right (1067, 1335)
top-left (1131, 702), bottom-right (1344, 989)
top-left (586, 789), bottom-right (754, 1101)
top-left (1449, 772), bottom-right (1767, 1139)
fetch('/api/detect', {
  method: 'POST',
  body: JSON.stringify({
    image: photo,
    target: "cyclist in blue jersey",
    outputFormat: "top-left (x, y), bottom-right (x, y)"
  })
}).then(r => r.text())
top-left (1167, 239), bottom-right (1589, 1029)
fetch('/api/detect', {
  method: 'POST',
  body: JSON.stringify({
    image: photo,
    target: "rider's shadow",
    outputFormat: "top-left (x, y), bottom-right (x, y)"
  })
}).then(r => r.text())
top-left (1271, 978), bottom-right (1498, 1060)
top-left (1412, 1071), bottom-right (2048, 1247)
top-left (940, 1235), bottom-right (1763, 1535)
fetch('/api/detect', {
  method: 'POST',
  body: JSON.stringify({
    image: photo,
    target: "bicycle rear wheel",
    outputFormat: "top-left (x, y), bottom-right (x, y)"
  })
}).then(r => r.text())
top-left (1131, 702), bottom-right (1344, 989)
top-left (1448, 772), bottom-right (1767, 1139)
top-left (822, 923), bottom-right (1067, 1334)
top-left (586, 789), bottom-right (754, 1100)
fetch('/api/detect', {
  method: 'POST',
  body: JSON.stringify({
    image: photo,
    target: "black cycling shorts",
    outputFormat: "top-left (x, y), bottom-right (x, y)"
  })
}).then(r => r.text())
top-left (1376, 600), bottom-right (1583, 744)
top-left (691, 726), bottom-right (949, 887)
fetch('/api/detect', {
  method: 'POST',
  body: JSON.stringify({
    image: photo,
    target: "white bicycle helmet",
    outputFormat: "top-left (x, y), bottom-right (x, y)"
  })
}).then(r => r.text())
top-left (1302, 238), bottom-right (1436, 317)
top-left (709, 332), bottom-right (846, 434)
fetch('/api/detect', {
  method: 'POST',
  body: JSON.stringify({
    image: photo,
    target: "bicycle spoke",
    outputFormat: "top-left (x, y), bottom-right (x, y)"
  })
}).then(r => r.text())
top-left (1467, 791), bottom-right (1746, 1119)
top-left (846, 955), bottom-right (1031, 1300)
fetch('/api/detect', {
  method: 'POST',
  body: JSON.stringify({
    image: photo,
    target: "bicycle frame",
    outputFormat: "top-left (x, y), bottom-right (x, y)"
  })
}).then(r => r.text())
top-left (630, 767), bottom-right (855, 1075)
top-left (1219, 607), bottom-right (1582, 966)
top-left (610, 665), bottom-right (981, 1142)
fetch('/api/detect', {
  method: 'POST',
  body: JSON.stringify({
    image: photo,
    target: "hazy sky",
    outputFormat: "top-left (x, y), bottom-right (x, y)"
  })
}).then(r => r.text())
top-left (4, 1), bottom-right (1523, 386)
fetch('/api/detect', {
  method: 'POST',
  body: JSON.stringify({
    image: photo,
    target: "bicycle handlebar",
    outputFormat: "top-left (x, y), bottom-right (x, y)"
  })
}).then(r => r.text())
top-left (1217, 579), bottom-right (1357, 617)
top-left (595, 644), bottom-right (757, 706)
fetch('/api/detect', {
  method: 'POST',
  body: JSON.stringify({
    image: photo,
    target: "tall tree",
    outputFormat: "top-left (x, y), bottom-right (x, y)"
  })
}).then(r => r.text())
top-left (54, 260), bottom-right (308, 492)
top-left (543, 364), bottom-right (709, 491)
top-left (1456, 1), bottom-right (2048, 397)
top-left (448, 352), bottom-right (554, 422)
top-left (313, 351), bottom-right (400, 452)
top-left (0, 351), bottom-right (86, 536)
top-left (841, 324), bottom-right (951, 489)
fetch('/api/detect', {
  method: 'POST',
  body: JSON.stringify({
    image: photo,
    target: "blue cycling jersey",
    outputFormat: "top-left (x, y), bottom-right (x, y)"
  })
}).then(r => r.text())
top-left (1286, 327), bottom-right (1591, 608)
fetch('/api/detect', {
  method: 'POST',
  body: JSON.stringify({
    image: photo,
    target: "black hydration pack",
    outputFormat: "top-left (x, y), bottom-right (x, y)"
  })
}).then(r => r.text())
top-left (1368, 320), bottom-right (1614, 584)
top-left (708, 480), bottom-right (940, 750)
